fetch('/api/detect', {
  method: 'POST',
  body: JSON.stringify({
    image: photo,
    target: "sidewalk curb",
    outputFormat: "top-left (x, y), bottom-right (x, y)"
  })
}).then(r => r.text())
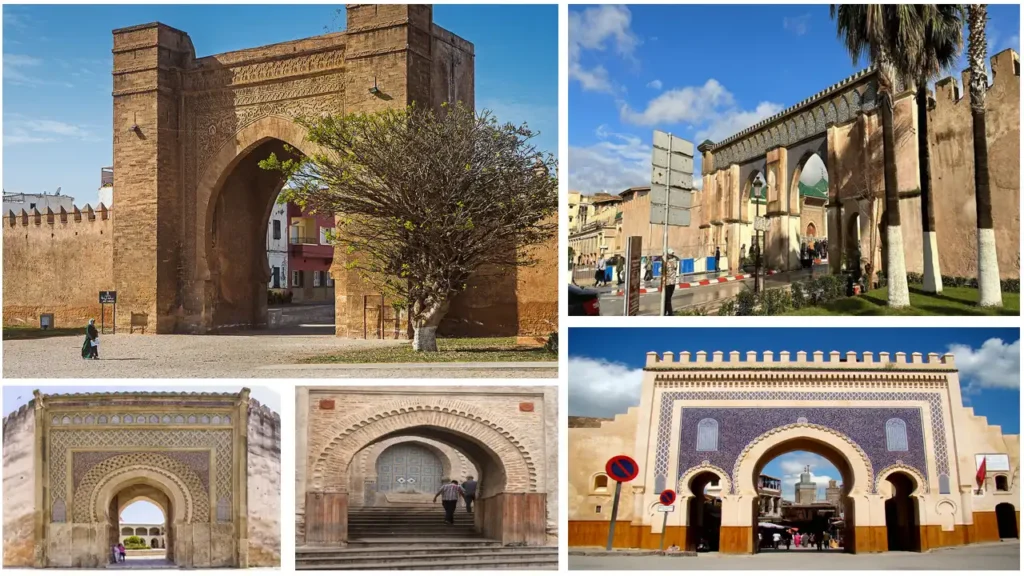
top-left (569, 549), bottom-right (697, 557)
top-left (613, 271), bottom-right (778, 296)
top-left (258, 362), bottom-right (559, 370)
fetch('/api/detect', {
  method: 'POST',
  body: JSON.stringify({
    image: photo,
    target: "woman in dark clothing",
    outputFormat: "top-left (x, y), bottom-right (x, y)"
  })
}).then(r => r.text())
top-left (81, 319), bottom-right (99, 359)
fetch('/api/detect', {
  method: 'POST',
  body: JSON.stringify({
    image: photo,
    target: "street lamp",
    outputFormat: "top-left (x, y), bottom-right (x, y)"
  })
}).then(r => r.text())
top-left (752, 173), bottom-right (765, 293)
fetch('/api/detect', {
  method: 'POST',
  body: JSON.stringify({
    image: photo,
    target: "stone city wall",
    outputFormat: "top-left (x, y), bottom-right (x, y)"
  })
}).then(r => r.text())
top-left (3, 206), bottom-right (114, 328)
top-left (2, 401), bottom-right (37, 567)
top-left (246, 399), bottom-right (281, 567)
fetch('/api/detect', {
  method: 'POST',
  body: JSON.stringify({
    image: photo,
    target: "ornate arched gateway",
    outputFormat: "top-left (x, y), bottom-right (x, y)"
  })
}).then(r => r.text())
top-left (105, 4), bottom-right (554, 338)
top-left (296, 387), bottom-right (558, 548)
top-left (568, 351), bottom-right (1021, 554)
top-left (1, 390), bottom-right (280, 568)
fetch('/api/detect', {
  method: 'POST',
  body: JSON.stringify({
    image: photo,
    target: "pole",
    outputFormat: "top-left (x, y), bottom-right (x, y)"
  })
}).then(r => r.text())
top-left (659, 509), bottom-right (669, 550)
top-left (659, 134), bottom-right (672, 316)
top-left (605, 481), bottom-right (623, 550)
top-left (754, 190), bottom-right (762, 294)
top-left (101, 303), bottom-right (105, 335)
top-left (112, 302), bottom-right (116, 335)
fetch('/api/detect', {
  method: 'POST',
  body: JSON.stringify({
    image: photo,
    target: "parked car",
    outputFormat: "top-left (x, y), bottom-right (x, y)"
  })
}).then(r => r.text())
top-left (568, 284), bottom-right (600, 316)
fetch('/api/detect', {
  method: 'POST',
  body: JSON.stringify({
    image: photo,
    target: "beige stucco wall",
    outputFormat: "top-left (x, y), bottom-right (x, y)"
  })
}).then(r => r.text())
top-left (2, 402), bottom-right (36, 567)
top-left (619, 190), bottom-right (703, 259)
top-left (246, 401), bottom-right (281, 567)
top-left (568, 408), bottom-right (638, 522)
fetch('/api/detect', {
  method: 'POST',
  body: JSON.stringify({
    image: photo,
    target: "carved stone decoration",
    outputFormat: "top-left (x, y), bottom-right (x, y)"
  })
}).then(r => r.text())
top-left (861, 83), bottom-right (877, 109)
top-left (814, 107), bottom-right (826, 133)
top-left (52, 498), bottom-right (67, 523)
top-left (826, 101), bottom-right (838, 125)
top-left (837, 96), bottom-right (851, 123)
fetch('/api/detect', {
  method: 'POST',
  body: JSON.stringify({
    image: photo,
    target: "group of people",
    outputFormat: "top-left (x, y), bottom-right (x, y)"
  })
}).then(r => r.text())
top-left (110, 543), bottom-right (127, 563)
top-left (432, 475), bottom-right (478, 525)
top-left (759, 529), bottom-right (837, 551)
top-left (800, 239), bottom-right (828, 260)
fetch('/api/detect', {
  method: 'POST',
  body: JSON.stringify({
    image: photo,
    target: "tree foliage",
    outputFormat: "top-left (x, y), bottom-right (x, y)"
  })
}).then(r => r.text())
top-left (260, 103), bottom-right (557, 349)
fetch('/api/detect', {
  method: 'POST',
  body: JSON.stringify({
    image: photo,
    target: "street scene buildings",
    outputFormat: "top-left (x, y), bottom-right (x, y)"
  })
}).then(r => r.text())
top-left (1, 388), bottom-right (281, 569)
top-left (568, 5), bottom-right (1020, 316)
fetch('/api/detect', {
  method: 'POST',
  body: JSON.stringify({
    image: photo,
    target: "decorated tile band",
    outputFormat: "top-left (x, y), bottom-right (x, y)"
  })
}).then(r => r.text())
top-left (652, 390), bottom-right (950, 495)
top-left (645, 350), bottom-right (957, 368)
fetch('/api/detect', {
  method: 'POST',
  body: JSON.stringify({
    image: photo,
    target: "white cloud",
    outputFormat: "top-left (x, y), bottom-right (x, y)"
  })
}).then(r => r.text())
top-left (775, 454), bottom-right (837, 500)
top-left (568, 356), bottom-right (644, 417)
top-left (646, 79), bottom-right (663, 90)
top-left (691, 177), bottom-right (703, 191)
top-left (4, 53), bottom-right (73, 88)
top-left (1007, 35), bottom-right (1020, 51)
top-left (783, 14), bottom-right (811, 36)
top-left (569, 126), bottom-right (651, 194)
top-left (949, 338), bottom-right (1020, 393)
top-left (4, 115), bottom-right (97, 146)
top-left (618, 79), bottom-right (783, 146)
top-left (569, 5), bottom-right (638, 94)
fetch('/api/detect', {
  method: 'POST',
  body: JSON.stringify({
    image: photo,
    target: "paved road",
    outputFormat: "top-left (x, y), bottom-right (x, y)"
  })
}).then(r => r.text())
top-left (2, 334), bottom-right (555, 379)
top-left (569, 540), bottom-right (1021, 570)
top-left (596, 267), bottom-right (824, 316)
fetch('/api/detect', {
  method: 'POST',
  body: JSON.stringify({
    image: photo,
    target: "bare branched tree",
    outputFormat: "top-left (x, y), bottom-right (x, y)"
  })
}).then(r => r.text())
top-left (260, 103), bottom-right (558, 351)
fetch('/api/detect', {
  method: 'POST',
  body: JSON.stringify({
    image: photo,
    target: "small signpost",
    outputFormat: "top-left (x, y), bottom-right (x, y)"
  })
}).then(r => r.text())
top-left (658, 489), bottom-right (677, 550)
top-left (605, 455), bottom-right (639, 551)
top-left (623, 236), bottom-right (642, 316)
top-left (99, 291), bottom-right (117, 334)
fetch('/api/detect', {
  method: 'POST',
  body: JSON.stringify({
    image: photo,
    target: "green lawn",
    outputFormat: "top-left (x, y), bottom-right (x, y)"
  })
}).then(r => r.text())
top-left (303, 337), bottom-right (556, 364)
top-left (3, 326), bottom-right (85, 340)
top-left (785, 285), bottom-right (1019, 316)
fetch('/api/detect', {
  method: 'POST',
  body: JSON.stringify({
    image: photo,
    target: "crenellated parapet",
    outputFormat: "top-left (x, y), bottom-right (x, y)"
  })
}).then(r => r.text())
top-left (2, 398), bottom-right (36, 438)
top-left (645, 350), bottom-right (956, 370)
top-left (934, 49), bottom-right (1019, 108)
top-left (5, 203), bottom-right (110, 228)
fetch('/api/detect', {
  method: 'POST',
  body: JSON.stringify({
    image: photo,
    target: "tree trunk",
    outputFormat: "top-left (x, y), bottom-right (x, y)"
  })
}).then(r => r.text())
top-left (916, 86), bottom-right (942, 293)
top-left (411, 299), bottom-right (450, 352)
top-left (879, 63), bottom-right (910, 308)
top-left (969, 5), bottom-right (1002, 307)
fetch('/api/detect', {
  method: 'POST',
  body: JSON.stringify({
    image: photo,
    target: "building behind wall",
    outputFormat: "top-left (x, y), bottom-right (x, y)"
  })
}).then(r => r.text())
top-left (287, 203), bottom-right (334, 303)
top-left (266, 201), bottom-right (289, 291)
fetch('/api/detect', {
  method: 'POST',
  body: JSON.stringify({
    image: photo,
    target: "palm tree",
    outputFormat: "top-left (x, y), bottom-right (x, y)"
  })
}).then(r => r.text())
top-left (831, 5), bottom-right (926, 308)
top-left (968, 5), bottom-right (1002, 306)
top-left (907, 6), bottom-right (964, 294)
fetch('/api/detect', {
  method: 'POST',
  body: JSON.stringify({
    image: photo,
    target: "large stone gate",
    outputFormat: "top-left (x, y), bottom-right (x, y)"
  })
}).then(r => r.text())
top-left (696, 50), bottom-right (1019, 280)
top-left (569, 351), bottom-right (1020, 554)
top-left (2, 390), bottom-right (281, 568)
top-left (296, 386), bottom-right (558, 547)
top-left (3, 3), bottom-right (558, 339)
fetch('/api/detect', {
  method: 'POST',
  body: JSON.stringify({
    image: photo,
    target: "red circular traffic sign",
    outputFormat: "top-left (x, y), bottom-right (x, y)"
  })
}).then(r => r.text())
top-left (659, 489), bottom-right (677, 506)
top-left (605, 455), bottom-right (639, 483)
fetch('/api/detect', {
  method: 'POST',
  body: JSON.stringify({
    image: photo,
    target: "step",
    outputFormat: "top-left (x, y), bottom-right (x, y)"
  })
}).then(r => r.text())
top-left (298, 558), bottom-right (558, 571)
top-left (299, 551), bottom-right (557, 566)
top-left (298, 546), bottom-right (550, 560)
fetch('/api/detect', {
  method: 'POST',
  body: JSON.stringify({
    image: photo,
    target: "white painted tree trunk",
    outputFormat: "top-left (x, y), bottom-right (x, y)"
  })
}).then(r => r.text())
top-left (886, 225), bottom-right (911, 308)
top-left (412, 325), bottom-right (438, 352)
top-left (976, 228), bottom-right (1002, 307)
top-left (921, 231), bottom-right (943, 293)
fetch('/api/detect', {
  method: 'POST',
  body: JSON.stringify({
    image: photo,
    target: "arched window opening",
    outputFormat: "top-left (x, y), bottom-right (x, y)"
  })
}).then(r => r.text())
top-left (593, 473), bottom-right (609, 493)
top-left (995, 475), bottom-right (1009, 492)
top-left (885, 418), bottom-right (908, 452)
top-left (697, 418), bottom-right (719, 452)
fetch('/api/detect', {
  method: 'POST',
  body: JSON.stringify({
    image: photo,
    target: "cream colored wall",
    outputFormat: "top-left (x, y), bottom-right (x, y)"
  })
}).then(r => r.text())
top-left (568, 408), bottom-right (638, 522)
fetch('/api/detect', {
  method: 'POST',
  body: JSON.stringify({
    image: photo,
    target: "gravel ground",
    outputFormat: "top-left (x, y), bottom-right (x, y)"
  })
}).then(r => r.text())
top-left (2, 334), bottom-right (556, 379)
top-left (569, 540), bottom-right (1020, 570)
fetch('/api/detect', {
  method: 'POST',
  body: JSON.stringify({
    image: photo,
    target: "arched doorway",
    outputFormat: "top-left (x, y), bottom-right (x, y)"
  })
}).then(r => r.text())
top-left (194, 116), bottom-right (337, 335)
top-left (736, 425), bottom-right (874, 555)
top-left (110, 488), bottom-right (174, 567)
top-left (995, 503), bottom-right (1018, 539)
top-left (683, 471), bottom-right (723, 552)
top-left (376, 443), bottom-right (444, 496)
top-left (882, 471), bottom-right (920, 552)
top-left (806, 223), bottom-right (817, 238)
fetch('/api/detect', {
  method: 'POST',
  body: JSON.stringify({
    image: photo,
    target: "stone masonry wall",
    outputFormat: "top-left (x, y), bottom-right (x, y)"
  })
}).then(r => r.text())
top-left (246, 399), bottom-right (281, 567)
top-left (3, 207), bottom-right (113, 328)
top-left (928, 49), bottom-right (1020, 279)
top-left (2, 401), bottom-right (36, 567)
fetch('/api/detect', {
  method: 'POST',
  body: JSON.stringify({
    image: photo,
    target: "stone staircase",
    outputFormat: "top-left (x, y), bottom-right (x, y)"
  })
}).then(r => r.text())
top-left (297, 506), bottom-right (558, 570)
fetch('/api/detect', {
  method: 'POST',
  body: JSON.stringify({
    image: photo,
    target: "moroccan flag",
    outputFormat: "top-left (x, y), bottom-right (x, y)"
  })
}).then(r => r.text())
top-left (976, 457), bottom-right (987, 488)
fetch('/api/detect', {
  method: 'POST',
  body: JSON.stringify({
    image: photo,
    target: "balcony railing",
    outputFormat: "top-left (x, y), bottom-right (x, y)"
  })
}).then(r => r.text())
top-left (291, 236), bottom-right (322, 245)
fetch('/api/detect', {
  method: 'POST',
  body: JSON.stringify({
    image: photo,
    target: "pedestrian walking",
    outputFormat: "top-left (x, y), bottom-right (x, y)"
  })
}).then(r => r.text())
top-left (461, 475), bottom-right (477, 514)
top-left (772, 531), bottom-right (780, 549)
top-left (816, 532), bottom-right (823, 551)
top-left (118, 543), bottom-right (126, 562)
top-left (794, 532), bottom-right (801, 547)
top-left (785, 532), bottom-right (791, 550)
top-left (112, 544), bottom-right (120, 564)
top-left (82, 319), bottom-right (100, 360)
top-left (715, 246), bottom-right (722, 273)
top-left (433, 479), bottom-right (465, 525)
top-left (663, 251), bottom-right (678, 316)
top-left (595, 257), bottom-right (607, 286)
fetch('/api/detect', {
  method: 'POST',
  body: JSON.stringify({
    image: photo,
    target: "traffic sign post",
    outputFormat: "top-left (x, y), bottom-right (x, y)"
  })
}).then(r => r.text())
top-left (623, 237), bottom-right (642, 316)
top-left (605, 455), bottom-right (639, 551)
top-left (99, 291), bottom-right (117, 334)
top-left (651, 131), bottom-right (694, 316)
top-left (658, 489), bottom-right (677, 550)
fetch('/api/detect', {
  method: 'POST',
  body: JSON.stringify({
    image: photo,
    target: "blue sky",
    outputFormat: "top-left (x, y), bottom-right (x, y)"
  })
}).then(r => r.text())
top-left (3, 386), bottom-right (280, 523)
top-left (569, 4), bottom-right (1021, 195)
top-left (3, 4), bottom-right (557, 207)
top-left (569, 328), bottom-right (1020, 501)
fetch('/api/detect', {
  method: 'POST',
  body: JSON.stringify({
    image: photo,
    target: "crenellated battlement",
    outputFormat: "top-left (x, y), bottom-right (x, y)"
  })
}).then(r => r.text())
top-left (5, 203), bottom-right (111, 228)
top-left (934, 48), bottom-right (1019, 107)
top-left (2, 399), bottom-right (36, 437)
top-left (644, 350), bottom-right (957, 370)
top-left (248, 397), bottom-right (281, 425)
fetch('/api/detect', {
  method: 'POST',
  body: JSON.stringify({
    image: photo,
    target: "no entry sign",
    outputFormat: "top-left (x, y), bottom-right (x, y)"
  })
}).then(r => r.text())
top-left (605, 455), bottom-right (639, 483)
top-left (659, 489), bottom-right (677, 506)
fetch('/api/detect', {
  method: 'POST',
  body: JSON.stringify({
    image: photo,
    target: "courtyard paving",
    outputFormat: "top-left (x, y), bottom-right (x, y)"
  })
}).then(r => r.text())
top-left (568, 540), bottom-right (1020, 570)
top-left (2, 333), bottom-right (557, 378)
